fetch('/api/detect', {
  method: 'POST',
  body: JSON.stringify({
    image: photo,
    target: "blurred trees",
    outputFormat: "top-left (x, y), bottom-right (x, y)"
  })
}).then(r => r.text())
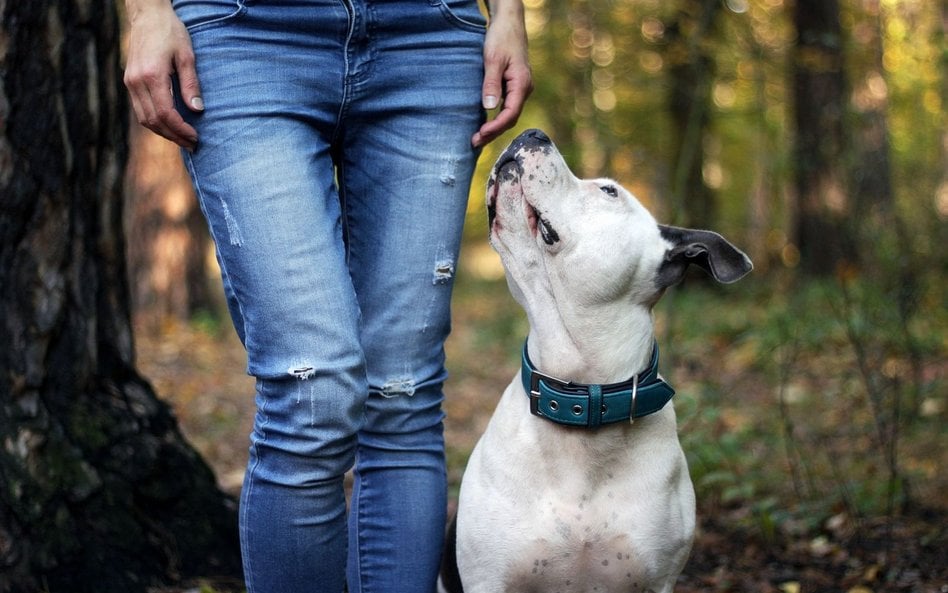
top-left (467, 0), bottom-right (944, 278)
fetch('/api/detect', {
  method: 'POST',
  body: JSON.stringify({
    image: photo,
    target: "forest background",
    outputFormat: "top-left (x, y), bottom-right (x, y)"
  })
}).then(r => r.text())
top-left (1, 0), bottom-right (945, 591)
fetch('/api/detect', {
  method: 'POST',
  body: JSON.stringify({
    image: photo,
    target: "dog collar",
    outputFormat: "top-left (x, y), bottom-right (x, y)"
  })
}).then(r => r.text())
top-left (520, 340), bottom-right (675, 428)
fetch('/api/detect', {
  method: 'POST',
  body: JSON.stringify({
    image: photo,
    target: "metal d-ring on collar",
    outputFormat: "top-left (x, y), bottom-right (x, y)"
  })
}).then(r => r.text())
top-left (520, 340), bottom-right (676, 429)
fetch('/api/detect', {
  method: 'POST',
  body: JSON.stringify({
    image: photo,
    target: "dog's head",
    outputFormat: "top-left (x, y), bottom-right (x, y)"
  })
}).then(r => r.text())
top-left (487, 129), bottom-right (753, 318)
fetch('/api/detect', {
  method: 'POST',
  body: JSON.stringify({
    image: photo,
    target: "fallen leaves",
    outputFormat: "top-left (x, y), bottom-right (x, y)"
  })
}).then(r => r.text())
top-left (677, 509), bottom-right (948, 593)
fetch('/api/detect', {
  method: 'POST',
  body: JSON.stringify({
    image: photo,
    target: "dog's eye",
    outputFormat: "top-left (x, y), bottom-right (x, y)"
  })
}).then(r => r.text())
top-left (599, 185), bottom-right (618, 197)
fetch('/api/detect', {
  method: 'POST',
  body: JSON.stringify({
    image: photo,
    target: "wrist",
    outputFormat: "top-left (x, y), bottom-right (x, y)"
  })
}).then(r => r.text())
top-left (486, 0), bottom-right (525, 19)
top-left (125, 0), bottom-right (174, 24)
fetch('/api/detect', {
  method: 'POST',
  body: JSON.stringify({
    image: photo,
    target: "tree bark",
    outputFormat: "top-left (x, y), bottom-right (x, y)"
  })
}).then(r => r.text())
top-left (792, 0), bottom-right (852, 275)
top-left (0, 1), bottom-right (241, 591)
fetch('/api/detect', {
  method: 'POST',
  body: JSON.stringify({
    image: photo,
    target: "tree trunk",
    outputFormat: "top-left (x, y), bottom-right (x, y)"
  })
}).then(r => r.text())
top-left (849, 0), bottom-right (894, 225)
top-left (664, 0), bottom-right (721, 229)
top-left (0, 1), bottom-right (241, 591)
top-left (792, 0), bottom-right (852, 275)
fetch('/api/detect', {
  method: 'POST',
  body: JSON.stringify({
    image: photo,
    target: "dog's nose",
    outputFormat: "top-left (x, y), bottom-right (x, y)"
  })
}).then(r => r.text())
top-left (517, 128), bottom-right (551, 147)
top-left (493, 129), bottom-right (554, 179)
top-left (502, 129), bottom-right (552, 160)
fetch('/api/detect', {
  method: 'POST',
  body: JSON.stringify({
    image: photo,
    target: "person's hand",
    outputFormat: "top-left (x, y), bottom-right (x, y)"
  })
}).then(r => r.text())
top-left (123, 0), bottom-right (204, 150)
top-left (472, 0), bottom-right (533, 148)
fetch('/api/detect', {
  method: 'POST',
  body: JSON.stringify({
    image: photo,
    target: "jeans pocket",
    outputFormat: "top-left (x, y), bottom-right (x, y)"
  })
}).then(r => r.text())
top-left (431, 0), bottom-right (487, 33)
top-left (173, 0), bottom-right (247, 33)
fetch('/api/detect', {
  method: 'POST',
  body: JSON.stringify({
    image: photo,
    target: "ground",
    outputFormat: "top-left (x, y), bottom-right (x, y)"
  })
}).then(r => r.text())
top-left (679, 509), bottom-right (946, 593)
top-left (136, 251), bottom-right (947, 593)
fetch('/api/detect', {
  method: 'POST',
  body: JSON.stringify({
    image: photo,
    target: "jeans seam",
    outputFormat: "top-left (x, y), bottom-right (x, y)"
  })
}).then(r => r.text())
top-left (337, 159), bottom-right (353, 268)
top-left (240, 381), bottom-right (271, 593)
top-left (355, 467), bottom-right (368, 593)
top-left (333, 0), bottom-right (356, 147)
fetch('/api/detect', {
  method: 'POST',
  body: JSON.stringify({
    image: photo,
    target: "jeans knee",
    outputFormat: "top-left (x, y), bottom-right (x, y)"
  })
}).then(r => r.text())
top-left (246, 368), bottom-right (367, 485)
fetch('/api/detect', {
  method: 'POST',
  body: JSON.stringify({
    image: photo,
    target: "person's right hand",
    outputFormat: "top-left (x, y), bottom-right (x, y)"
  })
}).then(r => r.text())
top-left (124, 0), bottom-right (204, 150)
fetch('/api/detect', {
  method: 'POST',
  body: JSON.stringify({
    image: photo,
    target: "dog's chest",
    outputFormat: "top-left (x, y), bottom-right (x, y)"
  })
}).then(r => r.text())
top-left (457, 384), bottom-right (694, 593)
top-left (506, 534), bottom-right (653, 593)
top-left (501, 489), bottom-right (661, 591)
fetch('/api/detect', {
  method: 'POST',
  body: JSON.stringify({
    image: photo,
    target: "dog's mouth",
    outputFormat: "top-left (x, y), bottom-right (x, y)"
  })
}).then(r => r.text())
top-left (488, 157), bottom-right (560, 246)
top-left (487, 155), bottom-right (521, 234)
top-left (526, 199), bottom-right (560, 246)
top-left (534, 206), bottom-right (560, 245)
top-left (525, 200), bottom-right (538, 237)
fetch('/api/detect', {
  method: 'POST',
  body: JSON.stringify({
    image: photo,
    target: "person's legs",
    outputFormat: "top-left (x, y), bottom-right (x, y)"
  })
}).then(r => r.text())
top-left (339, 3), bottom-right (486, 592)
top-left (176, 1), bottom-right (361, 591)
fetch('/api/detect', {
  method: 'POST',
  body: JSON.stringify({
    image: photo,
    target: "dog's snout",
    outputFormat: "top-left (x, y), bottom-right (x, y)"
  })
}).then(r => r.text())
top-left (504, 129), bottom-right (553, 160)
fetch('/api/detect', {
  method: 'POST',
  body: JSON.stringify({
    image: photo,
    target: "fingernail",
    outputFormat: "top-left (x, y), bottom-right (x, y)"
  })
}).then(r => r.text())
top-left (483, 95), bottom-right (498, 110)
top-left (190, 96), bottom-right (205, 111)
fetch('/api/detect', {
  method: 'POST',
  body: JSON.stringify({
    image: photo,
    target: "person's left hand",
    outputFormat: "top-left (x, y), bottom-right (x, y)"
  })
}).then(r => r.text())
top-left (472, 0), bottom-right (533, 148)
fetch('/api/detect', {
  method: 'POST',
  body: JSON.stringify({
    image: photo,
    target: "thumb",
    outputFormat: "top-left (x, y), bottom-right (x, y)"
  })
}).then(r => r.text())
top-left (481, 55), bottom-right (504, 110)
top-left (175, 48), bottom-right (204, 111)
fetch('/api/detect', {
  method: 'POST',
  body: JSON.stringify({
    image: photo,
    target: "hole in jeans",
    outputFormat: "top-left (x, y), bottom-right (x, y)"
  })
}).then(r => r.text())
top-left (288, 365), bottom-right (317, 425)
top-left (433, 259), bottom-right (455, 285)
top-left (381, 378), bottom-right (416, 398)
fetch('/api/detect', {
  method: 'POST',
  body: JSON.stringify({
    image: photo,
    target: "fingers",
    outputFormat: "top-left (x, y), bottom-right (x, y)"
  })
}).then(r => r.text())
top-left (126, 67), bottom-right (199, 150)
top-left (123, 4), bottom-right (203, 150)
top-left (472, 61), bottom-right (533, 147)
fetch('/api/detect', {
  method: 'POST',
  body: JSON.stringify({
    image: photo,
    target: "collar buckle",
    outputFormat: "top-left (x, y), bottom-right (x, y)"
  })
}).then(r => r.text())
top-left (528, 368), bottom-right (570, 418)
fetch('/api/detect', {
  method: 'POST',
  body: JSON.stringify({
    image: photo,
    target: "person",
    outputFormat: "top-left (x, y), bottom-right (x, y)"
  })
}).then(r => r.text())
top-left (122, 1), bottom-right (532, 592)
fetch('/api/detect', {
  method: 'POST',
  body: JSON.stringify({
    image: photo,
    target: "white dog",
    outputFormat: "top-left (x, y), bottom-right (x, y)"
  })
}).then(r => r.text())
top-left (441, 129), bottom-right (753, 593)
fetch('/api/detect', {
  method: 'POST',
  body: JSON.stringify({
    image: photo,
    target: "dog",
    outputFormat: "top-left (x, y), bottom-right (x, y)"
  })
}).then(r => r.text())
top-left (440, 129), bottom-right (753, 593)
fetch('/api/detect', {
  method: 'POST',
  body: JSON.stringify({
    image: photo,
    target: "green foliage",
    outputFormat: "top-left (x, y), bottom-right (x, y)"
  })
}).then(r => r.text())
top-left (658, 256), bottom-right (945, 539)
top-left (489, 0), bottom-right (945, 270)
top-left (190, 308), bottom-right (227, 336)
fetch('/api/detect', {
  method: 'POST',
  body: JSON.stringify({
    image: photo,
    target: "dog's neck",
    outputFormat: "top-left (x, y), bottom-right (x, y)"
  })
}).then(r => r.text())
top-left (524, 301), bottom-right (655, 387)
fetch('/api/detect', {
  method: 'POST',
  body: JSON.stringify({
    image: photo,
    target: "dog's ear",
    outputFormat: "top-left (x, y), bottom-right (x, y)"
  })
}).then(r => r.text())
top-left (657, 225), bottom-right (753, 288)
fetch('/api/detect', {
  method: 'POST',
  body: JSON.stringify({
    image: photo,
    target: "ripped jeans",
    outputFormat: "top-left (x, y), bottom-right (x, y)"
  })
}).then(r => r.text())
top-left (174, 0), bottom-right (486, 591)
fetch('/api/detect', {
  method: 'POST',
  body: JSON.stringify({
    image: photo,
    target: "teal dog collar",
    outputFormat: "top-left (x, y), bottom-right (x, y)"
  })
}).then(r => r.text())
top-left (520, 341), bottom-right (675, 428)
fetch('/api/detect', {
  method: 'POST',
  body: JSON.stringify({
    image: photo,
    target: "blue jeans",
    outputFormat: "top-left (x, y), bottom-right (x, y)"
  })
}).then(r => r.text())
top-left (173, 1), bottom-right (486, 591)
